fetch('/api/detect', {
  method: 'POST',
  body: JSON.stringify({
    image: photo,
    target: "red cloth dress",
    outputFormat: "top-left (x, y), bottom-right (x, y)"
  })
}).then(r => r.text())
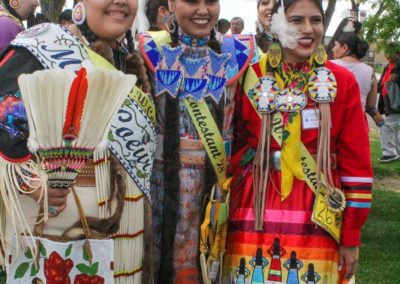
top-left (223, 61), bottom-right (373, 284)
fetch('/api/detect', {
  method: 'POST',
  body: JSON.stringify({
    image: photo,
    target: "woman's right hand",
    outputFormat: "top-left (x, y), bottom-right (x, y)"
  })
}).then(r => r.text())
top-left (28, 186), bottom-right (71, 217)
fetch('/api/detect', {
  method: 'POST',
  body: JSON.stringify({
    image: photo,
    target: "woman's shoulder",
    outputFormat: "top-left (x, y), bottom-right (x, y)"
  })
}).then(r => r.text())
top-left (10, 23), bottom-right (86, 71)
top-left (138, 31), bottom-right (171, 72)
top-left (325, 60), bottom-right (358, 83)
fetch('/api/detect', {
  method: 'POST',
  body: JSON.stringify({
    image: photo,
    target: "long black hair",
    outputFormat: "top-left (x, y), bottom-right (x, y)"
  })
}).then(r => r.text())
top-left (335, 32), bottom-right (369, 59)
top-left (327, 17), bottom-right (362, 59)
top-left (146, 0), bottom-right (168, 31)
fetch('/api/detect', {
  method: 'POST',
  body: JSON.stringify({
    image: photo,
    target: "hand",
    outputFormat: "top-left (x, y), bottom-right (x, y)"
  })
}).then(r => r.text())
top-left (372, 112), bottom-right (385, 127)
top-left (28, 186), bottom-right (71, 218)
top-left (338, 246), bottom-right (359, 280)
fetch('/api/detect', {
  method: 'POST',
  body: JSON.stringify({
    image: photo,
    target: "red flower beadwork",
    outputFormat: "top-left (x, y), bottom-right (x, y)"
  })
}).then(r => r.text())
top-left (74, 274), bottom-right (105, 284)
top-left (44, 251), bottom-right (73, 284)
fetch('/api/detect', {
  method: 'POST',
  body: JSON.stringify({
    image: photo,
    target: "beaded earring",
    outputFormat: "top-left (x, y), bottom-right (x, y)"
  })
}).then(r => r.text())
top-left (72, 2), bottom-right (86, 25)
top-left (256, 19), bottom-right (264, 33)
top-left (9, 0), bottom-right (20, 9)
top-left (162, 13), bottom-right (176, 34)
top-left (312, 43), bottom-right (328, 66)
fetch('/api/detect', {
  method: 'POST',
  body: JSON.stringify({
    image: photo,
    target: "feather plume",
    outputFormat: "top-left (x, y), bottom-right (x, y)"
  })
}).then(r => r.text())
top-left (63, 68), bottom-right (88, 142)
top-left (270, 6), bottom-right (301, 49)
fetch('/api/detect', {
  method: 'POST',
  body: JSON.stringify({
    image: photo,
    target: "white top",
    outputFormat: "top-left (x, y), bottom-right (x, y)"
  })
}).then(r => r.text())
top-left (332, 60), bottom-right (373, 108)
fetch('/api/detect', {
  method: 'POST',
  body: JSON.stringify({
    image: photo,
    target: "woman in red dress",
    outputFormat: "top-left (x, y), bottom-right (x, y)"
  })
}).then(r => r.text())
top-left (224, 0), bottom-right (373, 283)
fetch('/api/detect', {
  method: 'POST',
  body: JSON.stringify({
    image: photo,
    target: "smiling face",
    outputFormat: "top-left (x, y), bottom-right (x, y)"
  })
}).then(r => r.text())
top-left (15, 0), bottom-right (39, 20)
top-left (257, 0), bottom-right (274, 31)
top-left (84, 0), bottom-right (138, 42)
top-left (168, 0), bottom-right (220, 38)
top-left (282, 0), bottom-right (324, 64)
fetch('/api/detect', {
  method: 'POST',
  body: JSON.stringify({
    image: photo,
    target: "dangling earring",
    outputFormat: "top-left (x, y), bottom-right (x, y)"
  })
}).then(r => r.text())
top-left (162, 13), bottom-right (176, 34)
top-left (9, 0), bottom-right (20, 9)
top-left (72, 2), bottom-right (86, 25)
top-left (256, 19), bottom-right (264, 33)
top-left (268, 42), bottom-right (282, 69)
top-left (312, 43), bottom-right (328, 66)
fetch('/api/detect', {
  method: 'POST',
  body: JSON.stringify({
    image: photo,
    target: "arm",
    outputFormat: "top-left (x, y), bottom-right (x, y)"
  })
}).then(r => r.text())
top-left (365, 73), bottom-right (384, 127)
top-left (0, 18), bottom-right (23, 54)
top-left (391, 58), bottom-right (400, 82)
top-left (336, 76), bottom-right (373, 279)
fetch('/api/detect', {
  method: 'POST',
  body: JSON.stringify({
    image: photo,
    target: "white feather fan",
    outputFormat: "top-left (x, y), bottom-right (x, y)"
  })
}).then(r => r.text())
top-left (18, 68), bottom-right (137, 187)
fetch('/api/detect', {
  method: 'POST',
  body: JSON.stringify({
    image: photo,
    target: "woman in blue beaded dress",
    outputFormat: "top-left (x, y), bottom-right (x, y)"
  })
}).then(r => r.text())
top-left (139, 0), bottom-right (255, 282)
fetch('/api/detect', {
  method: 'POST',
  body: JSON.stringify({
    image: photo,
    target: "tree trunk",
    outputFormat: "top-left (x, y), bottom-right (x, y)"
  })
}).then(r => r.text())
top-left (39, 0), bottom-right (66, 23)
top-left (324, 0), bottom-right (337, 34)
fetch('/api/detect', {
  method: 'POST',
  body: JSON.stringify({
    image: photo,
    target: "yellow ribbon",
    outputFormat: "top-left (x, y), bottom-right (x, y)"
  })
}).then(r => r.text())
top-left (281, 112), bottom-right (304, 200)
top-left (243, 55), bottom-right (342, 242)
top-left (183, 98), bottom-right (227, 187)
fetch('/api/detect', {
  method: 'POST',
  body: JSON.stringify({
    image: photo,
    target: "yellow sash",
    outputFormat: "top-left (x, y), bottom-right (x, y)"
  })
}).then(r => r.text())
top-left (184, 98), bottom-right (229, 282)
top-left (244, 55), bottom-right (342, 242)
top-left (184, 98), bottom-right (227, 187)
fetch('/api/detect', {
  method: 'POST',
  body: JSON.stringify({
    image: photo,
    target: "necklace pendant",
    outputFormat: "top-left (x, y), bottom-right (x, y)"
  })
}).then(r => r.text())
top-left (268, 43), bottom-right (282, 69)
top-left (308, 67), bottom-right (337, 103)
top-left (275, 88), bottom-right (307, 112)
top-left (254, 76), bottom-right (279, 113)
top-left (326, 187), bottom-right (346, 212)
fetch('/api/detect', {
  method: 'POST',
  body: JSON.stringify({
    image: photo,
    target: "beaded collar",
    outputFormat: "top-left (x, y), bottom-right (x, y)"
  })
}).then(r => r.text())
top-left (178, 29), bottom-right (209, 48)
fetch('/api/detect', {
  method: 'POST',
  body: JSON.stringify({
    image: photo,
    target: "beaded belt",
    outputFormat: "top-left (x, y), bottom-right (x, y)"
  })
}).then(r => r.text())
top-left (269, 151), bottom-right (337, 170)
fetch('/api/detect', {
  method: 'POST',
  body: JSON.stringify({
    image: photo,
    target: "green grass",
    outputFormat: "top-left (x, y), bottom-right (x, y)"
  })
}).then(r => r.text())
top-left (356, 133), bottom-right (400, 283)
top-left (358, 190), bottom-right (400, 283)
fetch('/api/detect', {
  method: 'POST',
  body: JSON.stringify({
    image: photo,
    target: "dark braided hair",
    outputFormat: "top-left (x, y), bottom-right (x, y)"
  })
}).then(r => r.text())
top-left (208, 27), bottom-right (221, 54)
top-left (77, 21), bottom-right (98, 44)
top-left (125, 29), bottom-right (135, 54)
top-left (170, 18), bottom-right (179, 48)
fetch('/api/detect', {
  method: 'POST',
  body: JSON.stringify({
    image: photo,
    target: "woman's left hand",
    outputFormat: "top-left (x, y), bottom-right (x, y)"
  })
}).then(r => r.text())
top-left (338, 246), bottom-right (359, 280)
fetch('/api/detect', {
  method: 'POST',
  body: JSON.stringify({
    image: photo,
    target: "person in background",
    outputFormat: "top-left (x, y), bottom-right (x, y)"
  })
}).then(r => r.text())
top-left (327, 17), bottom-right (362, 59)
top-left (0, 0), bottom-right (39, 54)
top-left (217, 18), bottom-right (230, 35)
top-left (377, 43), bottom-right (400, 162)
top-left (256, 0), bottom-right (274, 53)
top-left (230, 16), bottom-right (244, 34)
top-left (26, 11), bottom-right (48, 28)
top-left (332, 32), bottom-right (384, 127)
top-left (145, 0), bottom-right (170, 31)
top-left (224, 0), bottom-right (373, 282)
top-left (58, 8), bottom-right (73, 28)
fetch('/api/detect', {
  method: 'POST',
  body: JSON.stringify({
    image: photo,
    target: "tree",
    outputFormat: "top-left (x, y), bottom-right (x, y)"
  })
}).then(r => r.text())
top-left (39, 0), bottom-right (67, 23)
top-left (362, 0), bottom-right (400, 52)
top-left (324, 0), bottom-right (338, 34)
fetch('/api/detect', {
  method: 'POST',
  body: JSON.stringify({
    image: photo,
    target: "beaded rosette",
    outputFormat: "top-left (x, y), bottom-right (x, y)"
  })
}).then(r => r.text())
top-left (253, 76), bottom-right (279, 113)
top-left (308, 67), bottom-right (337, 103)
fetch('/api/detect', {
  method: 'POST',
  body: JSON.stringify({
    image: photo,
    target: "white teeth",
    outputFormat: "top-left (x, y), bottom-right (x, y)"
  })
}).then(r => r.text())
top-left (192, 19), bottom-right (208, 25)
top-left (298, 39), bottom-right (313, 44)
top-left (107, 12), bottom-right (125, 20)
